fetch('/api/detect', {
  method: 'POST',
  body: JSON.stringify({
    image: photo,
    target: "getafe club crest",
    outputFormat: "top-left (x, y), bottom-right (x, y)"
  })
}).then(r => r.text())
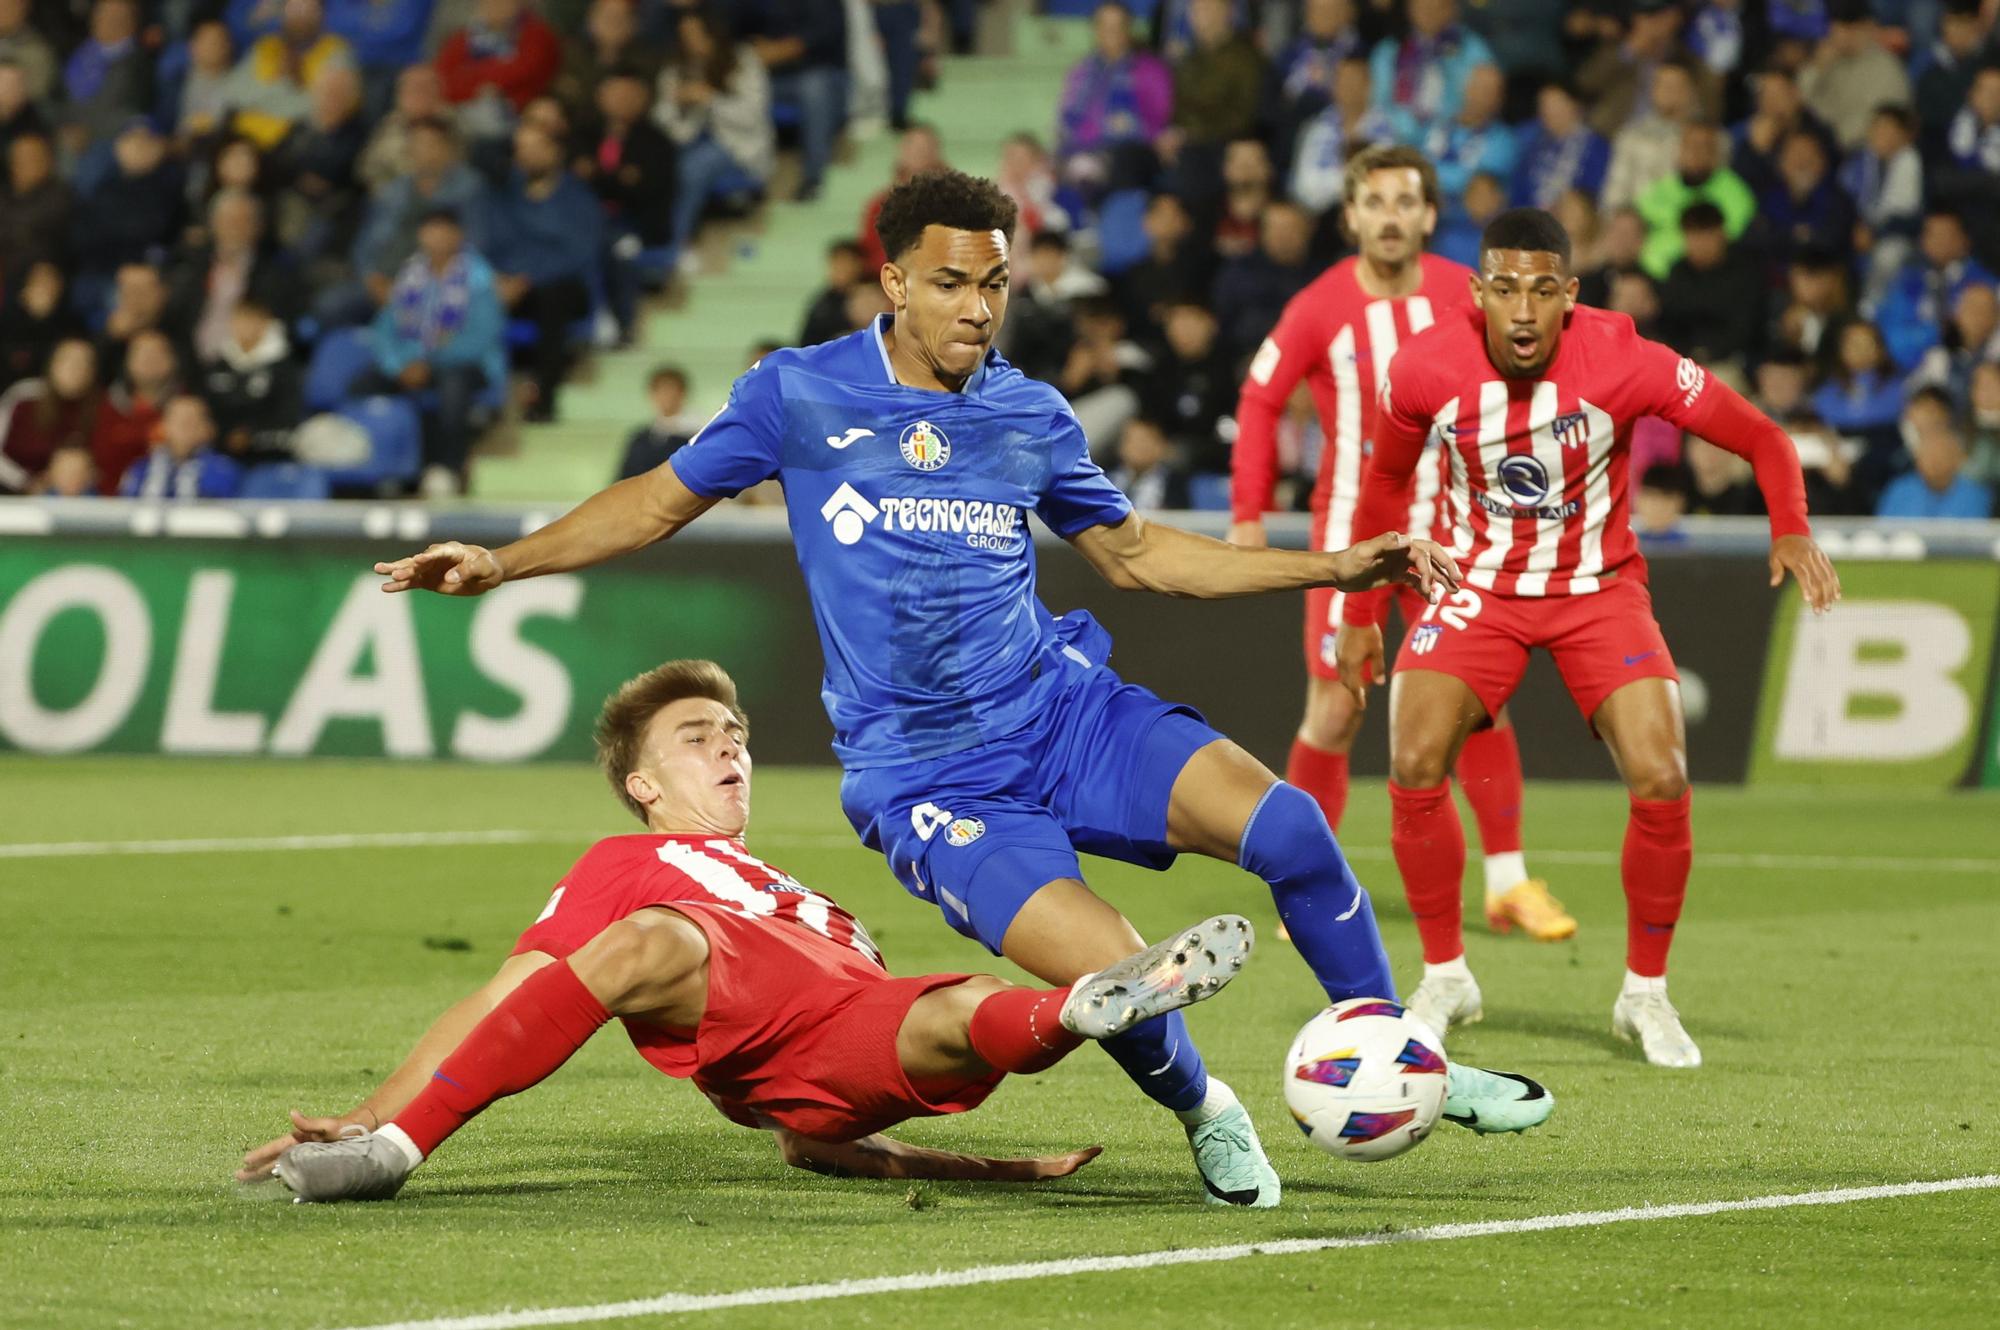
top-left (899, 420), bottom-right (951, 471)
top-left (944, 817), bottom-right (985, 846)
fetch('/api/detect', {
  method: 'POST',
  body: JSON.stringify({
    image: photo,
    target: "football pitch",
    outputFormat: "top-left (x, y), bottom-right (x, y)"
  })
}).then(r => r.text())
top-left (3, 756), bottom-right (1996, 1330)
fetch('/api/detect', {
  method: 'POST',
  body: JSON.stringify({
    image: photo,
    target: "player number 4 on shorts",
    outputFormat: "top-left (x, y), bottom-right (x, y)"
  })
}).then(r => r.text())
top-left (911, 802), bottom-right (953, 841)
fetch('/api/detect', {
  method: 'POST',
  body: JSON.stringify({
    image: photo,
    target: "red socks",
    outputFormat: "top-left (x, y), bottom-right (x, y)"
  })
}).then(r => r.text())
top-left (1286, 738), bottom-right (1350, 832)
top-left (1623, 790), bottom-right (1692, 977)
top-left (966, 985), bottom-right (1083, 1075)
top-left (1389, 779), bottom-right (1468, 964)
top-left (1456, 724), bottom-right (1524, 855)
top-left (392, 960), bottom-right (612, 1158)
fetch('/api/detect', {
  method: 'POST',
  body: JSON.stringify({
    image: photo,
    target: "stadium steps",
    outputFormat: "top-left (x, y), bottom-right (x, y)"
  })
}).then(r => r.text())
top-left (467, 2), bottom-right (1092, 504)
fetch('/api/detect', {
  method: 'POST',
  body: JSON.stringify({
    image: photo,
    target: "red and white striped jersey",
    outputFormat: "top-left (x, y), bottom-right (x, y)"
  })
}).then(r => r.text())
top-left (513, 834), bottom-right (885, 971)
top-left (1347, 305), bottom-right (1722, 605)
top-left (1231, 253), bottom-right (1473, 549)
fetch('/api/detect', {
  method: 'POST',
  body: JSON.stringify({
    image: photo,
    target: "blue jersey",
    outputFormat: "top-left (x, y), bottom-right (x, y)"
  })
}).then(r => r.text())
top-left (670, 316), bottom-right (1134, 768)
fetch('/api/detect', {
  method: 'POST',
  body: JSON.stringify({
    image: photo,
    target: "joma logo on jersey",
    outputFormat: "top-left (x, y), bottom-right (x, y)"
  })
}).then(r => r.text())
top-left (899, 420), bottom-right (950, 470)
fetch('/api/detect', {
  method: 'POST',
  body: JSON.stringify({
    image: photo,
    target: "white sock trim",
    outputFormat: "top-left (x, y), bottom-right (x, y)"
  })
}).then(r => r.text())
top-left (1175, 1076), bottom-right (1238, 1127)
top-left (1482, 851), bottom-right (1528, 898)
top-left (376, 1122), bottom-right (425, 1171)
top-left (1423, 955), bottom-right (1472, 980)
top-left (1622, 969), bottom-right (1668, 996)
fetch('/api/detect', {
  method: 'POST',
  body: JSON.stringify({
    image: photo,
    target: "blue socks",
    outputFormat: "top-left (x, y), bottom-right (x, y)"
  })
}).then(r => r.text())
top-left (1100, 1010), bottom-right (1209, 1113)
top-left (1239, 781), bottom-right (1397, 1003)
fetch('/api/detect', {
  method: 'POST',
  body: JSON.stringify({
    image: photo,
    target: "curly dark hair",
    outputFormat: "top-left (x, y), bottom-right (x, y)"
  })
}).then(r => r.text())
top-left (874, 168), bottom-right (1019, 265)
top-left (1480, 207), bottom-right (1572, 269)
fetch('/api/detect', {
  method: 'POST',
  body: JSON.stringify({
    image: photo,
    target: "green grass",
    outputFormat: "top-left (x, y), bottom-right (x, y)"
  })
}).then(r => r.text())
top-left (2, 757), bottom-right (1997, 1330)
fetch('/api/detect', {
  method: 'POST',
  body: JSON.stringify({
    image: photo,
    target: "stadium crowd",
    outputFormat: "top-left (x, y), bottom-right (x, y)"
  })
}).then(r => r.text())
top-left (772, 0), bottom-right (2000, 523)
top-left (3, 0), bottom-right (1998, 522)
top-left (0, 0), bottom-right (972, 499)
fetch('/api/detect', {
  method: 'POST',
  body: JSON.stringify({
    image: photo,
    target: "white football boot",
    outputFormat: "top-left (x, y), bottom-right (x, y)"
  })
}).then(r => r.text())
top-left (1612, 987), bottom-right (1702, 1068)
top-left (1405, 959), bottom-right (1484, 1042)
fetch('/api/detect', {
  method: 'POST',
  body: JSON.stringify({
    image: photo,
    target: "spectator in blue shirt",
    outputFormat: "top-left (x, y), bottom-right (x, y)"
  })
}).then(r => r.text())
top-left (350, 116), bottom-right (489, 308)
top-left (1755, 127), bottom-right (1854, 272)
top-left (355, 207), bottom-right (504, 495)
top-left (64, 0), bottom-right (148, 142)
top-left (1813, 319), bottom-right (1906, 446)
top-left (485, 120), bottom-right (600, 420)
top-left (1272, 0), bottom-right (1362, 131)
top-left (1873, 208), bottom-right (1999, 371)
top-left (1944, 65), bottom-right (2000, 173)
top-left (1369, 0), bottom-right (1497, 134)
top-left (120, 394), bottom-right (243, 499)
top-left (1843, 104), bottom-right (1924, 305)
top-left (1398, 62), bottom-right (1516, 220)
top-left (326, 0), bottom-right (436, 79)
top-left (737, 0), bottom-right (846, 201)
top-left (1876, 387), bottom-right (1995, 518)
top-left (1512, 82), bottom-right (1610, 208)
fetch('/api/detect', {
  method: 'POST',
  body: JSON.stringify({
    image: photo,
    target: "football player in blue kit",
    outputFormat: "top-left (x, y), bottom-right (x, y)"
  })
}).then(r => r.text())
top-left (374, 169), bottom-right (1553, 1208)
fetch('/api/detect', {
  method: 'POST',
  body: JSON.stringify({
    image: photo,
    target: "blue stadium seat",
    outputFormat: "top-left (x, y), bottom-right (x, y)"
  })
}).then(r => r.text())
top-left (1095, 188), bottom-right (1153, 275)
top-left (305, 328), bottom-right (375, 411)
top-left (327, 395), bottom-right (422, 490)
top-left (1187, 473), bottom-right (1233, 512)
top-left (240, 463), bottom-right (332, 500)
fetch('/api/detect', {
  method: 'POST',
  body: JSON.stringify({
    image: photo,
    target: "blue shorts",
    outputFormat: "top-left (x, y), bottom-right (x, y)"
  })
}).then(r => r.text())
top-left (839, 632), bottom-right (1223, 956)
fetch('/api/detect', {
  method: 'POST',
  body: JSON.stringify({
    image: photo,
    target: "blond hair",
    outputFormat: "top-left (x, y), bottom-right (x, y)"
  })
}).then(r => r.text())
top-left (594, 660), bottom-right (748, 824)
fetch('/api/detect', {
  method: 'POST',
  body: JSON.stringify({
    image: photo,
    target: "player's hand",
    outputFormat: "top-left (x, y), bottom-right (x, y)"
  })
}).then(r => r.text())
top-left (374, 541), bottom-right (505, 596)
top-left (1331, 531), bottom-right (1461, 599)
top-left (1334, 622), bottom-right (1386, 711)
top-left (234, 1109), bottom-right (370, 1182)
top-left (1226, 520), bottom-right (1267, 548)
top-left (1769, 533), bottom-right (1840, 614)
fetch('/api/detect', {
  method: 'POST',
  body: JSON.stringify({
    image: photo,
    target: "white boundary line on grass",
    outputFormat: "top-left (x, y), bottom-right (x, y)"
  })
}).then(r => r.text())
top-left (3, 830), bottom-right (1998, 876)
top-left (331, 1175), bottom-right (2000, 1330)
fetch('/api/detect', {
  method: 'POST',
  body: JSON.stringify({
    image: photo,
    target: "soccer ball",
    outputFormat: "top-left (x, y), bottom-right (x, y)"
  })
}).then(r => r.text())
top-left (1283, 998), bottom-right (1448, 1162)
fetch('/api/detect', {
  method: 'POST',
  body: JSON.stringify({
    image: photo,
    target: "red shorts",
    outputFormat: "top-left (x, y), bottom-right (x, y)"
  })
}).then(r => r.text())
top-left (1393, 575), bottom-right (1677, 725)
top-left (1304, 584), bottom-right (1432, 679)
top-left (627, 904), bottom-right (1004, 1143)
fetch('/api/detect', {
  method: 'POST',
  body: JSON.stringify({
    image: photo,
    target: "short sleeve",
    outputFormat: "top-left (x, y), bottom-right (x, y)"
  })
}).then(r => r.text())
top-left (1035, 412), bottom-right (1133, 537)
top-left (668, 365), bottom-right (782, 498)
top-left (1376, 348), bottom-right (1435, 453)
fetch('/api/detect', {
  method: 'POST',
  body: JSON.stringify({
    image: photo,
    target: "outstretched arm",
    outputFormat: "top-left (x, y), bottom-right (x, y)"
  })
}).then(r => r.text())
top-left (375, 465), bottom-right (718, 596)
top-left (1066, 513), bottom-right (1458, 601)
top-left (235, 952), bottom-right (556, 1180)
top-left (773, 1129), bottom-right (1102, 1183)
top-left (1676, 374), bottom-right (1841, 612)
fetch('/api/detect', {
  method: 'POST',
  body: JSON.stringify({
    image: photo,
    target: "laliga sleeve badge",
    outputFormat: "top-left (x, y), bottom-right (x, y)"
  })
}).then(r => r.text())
top-left (899, 420), bottom-right (951, 471)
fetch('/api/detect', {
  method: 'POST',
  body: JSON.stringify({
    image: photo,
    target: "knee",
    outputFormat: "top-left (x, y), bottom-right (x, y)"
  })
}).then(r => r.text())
top-left (908, 975), bottom-right (1009, 1063)
top-left (1389, 744), bottom-right (1452, 790)
top-left (570, 911), bottom-right (705, 1011)
top-left (1239, 781), bottom-right (1331, 875)
top-left (1626, 762), bottom-right (1688, 803)
top-left (1301, 680), bottom-right (1361, 751)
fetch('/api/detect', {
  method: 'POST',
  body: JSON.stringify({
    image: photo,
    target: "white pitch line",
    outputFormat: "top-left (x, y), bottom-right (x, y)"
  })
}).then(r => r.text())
top-left (0, 830), bottom-right (558, 859)
top-left (3, 830), bottom-right (1995, 875)
top-left (330, 1174), bottom-right (2000, 1330)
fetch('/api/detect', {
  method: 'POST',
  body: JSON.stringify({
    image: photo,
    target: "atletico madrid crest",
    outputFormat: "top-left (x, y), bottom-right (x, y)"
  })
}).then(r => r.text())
top-left (1552, 410), bottom-right (1589, 450)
